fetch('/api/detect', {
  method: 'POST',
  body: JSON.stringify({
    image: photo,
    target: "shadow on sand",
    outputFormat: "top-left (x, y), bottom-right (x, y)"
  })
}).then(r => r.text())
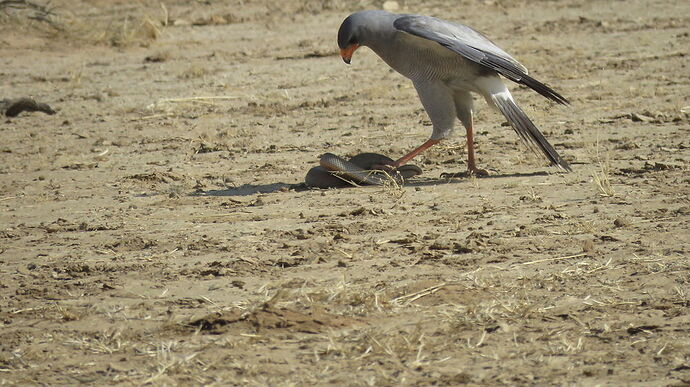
top-left (194, 170), bottom-right (554, 197)
top-left (196, 182), bottom-right (299, 197)
top-left (403, 170), bottom-right (552, 188)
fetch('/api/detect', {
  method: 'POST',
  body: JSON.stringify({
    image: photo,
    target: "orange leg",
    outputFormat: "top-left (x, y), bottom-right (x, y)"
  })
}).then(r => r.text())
top-left (390, 138), bottom-right (440, 169)
top-left (466, 123), bottom-right (477, 172)
top-left (374, 131), bottom-right (488, 176)
top-left (464, 123), bottom-right (489, 176)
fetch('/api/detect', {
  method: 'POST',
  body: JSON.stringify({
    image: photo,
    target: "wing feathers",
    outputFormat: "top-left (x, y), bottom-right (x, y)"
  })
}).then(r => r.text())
top-left (394, 15), bottom-right (569, 105)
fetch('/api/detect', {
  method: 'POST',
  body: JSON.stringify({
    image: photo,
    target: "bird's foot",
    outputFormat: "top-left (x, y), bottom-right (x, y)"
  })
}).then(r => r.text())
top-left (371, 162), bottom-right (397, 173)
top-left (370, 162), bottom-right (423, 181)
top-left (469, 167), bottom-right (491, 177)
top-left (441, 167), bottom-right (491, 179)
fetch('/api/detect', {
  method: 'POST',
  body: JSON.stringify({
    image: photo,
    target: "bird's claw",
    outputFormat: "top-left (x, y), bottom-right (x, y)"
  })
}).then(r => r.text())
top-left (371, 163), bottom-right (397, 173)
top-left (441, 168), bottom-right (491, 179)
top-left (470, 168), bottom-right (491, 177)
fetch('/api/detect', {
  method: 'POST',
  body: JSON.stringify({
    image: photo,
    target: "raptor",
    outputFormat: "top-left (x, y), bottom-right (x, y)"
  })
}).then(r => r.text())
top-left (338, 10), bottom-right (571, 175)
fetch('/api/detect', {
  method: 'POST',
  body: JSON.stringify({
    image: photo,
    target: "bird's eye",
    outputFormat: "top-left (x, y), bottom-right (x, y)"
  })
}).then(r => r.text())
top-left (348, 37), bottom-right (358, 46)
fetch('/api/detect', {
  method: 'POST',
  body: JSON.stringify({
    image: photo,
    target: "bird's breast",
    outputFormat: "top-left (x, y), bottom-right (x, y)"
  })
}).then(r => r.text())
top-left (372, 40), bottom-right (481, 87)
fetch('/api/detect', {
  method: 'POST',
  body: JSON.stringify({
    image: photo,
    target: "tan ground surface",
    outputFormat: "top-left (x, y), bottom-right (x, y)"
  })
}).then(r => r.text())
top-left (1, 0), bottom-right (689, 385)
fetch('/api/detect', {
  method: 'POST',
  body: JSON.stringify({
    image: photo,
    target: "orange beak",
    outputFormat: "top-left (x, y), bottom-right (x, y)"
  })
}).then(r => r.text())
top-left (340, 44), bottom-right (360, 64)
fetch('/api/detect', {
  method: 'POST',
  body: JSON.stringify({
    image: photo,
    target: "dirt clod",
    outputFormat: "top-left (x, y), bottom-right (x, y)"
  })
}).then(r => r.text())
top-left (614, 217), bottom-right (630, 227)
top-left (1, 97), bottom-right (56, 117)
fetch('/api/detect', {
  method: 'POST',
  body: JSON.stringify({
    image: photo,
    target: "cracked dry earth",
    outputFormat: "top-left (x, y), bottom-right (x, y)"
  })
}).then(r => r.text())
top-left (1, 0), bottom-right (689, 385)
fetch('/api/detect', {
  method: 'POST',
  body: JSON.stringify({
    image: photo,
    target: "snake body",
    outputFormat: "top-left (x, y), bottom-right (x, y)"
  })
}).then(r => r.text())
top-left (305, 152), bottom-right (422, 188)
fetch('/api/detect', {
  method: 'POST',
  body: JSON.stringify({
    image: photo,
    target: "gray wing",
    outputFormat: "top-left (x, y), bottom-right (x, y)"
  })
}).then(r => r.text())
top-left (394, 15), bottom-right (569, 105)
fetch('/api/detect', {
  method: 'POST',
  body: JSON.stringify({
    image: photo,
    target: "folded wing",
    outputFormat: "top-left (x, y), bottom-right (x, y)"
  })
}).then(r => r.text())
top-left (394, 15), bottom-right (569, 105)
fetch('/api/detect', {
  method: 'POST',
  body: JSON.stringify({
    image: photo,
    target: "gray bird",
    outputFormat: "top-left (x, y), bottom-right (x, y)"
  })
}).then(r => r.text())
top-left (337, 10), bottom-right (571, 175)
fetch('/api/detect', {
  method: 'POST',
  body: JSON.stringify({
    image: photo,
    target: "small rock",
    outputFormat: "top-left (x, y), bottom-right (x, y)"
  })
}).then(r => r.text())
top-left (675, 206), bottom-right (690, 215)
top-left (613, 217), bottom-right (629, 227)
top-left (429, 241), bottom-right (451, 250)
top-left (1, 97), bottom-right (56, 117)
top-left (144, 52), bottom-right (171, 63)
top-left (452, 243), bottom-right (472, 254)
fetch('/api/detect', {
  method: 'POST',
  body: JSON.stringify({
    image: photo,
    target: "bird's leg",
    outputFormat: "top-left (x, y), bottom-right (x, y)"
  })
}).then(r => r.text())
top-left (373, 138), bottom-right (440, 170)
top-left (465, 122), bottom-right (489, 176)
top-left (393, 138), bottom-right (441, 168)
top-left (440, 122), bottom-right (490, 179)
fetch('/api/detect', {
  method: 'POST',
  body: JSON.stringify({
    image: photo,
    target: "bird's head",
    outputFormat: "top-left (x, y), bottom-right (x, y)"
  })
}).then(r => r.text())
top-left (337, 10), bottom-right (394, 64)
top-left (337, 14), bottom-right (361, 64)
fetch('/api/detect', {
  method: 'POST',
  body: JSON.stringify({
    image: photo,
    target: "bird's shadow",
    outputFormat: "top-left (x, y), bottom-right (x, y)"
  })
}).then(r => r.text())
top-left (445, 170), bottom-right (551, 180)
top-left (404, 170), bottom-right (551, 187)
top-left (193, 170), bottom-right (552, 197)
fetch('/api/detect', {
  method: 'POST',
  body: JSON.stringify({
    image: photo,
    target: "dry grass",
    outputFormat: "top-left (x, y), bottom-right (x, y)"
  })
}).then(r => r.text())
top-left (0, 1), bottom-right (167, 46)
top-left (589, 130), bottom-right (616, 197)
top-left (593, 162), bottom-right (615, 197)
top-left (140, 341), bottom-right (200, 385)
top-left (0, 0), bottom-right (62, 30)
top-left (65, 330), bottom-right (127, 355)
top-left (88, 16), bottom-right (161, 47)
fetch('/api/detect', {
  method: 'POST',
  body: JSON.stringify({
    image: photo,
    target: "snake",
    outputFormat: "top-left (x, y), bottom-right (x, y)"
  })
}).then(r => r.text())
top-left (305, 153), bottom-right (422, 188)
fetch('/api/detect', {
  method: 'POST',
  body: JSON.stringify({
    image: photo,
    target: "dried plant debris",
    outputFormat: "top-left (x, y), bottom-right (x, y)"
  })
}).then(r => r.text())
top-left (0, 0), bottom-right (62, 29)
top-left (1, 97), bottom-right (56, 117)
top-left (188, 304), bottom-right (356, 335)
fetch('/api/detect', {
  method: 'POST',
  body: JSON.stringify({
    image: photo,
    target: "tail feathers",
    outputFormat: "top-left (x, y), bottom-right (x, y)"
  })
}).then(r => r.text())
top-left (519, 73), bottom-right (569, 106)
top-left (492, 94), bottom-right (572, 172)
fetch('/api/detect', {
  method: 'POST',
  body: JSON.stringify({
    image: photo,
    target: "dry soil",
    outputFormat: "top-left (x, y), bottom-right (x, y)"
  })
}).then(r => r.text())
top-left (1, 0), bottom-right (689, 385)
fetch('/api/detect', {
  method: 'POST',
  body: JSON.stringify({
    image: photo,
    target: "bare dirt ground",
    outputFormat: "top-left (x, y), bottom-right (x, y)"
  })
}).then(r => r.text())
top-left (1, 0), bottom-right (689, 385)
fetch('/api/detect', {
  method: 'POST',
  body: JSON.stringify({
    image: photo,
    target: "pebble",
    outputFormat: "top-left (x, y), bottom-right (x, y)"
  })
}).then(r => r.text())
top-left (613, 217), bottom-right (629, 227)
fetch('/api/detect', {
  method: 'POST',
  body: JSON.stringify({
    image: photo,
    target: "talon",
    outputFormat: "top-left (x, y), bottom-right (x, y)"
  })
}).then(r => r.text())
top-left (371, 162), bottom-right (397, 172)
top-left (441, 171), bottom-right (469, 179)
top-left (469, 168), bottom-right (490, 177)
top-left (441, 167), bottom-right (491, 179)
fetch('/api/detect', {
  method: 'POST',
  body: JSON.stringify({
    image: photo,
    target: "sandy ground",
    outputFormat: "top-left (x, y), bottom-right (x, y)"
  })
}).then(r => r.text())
top-left (1, 0), bottom-right (689, 385)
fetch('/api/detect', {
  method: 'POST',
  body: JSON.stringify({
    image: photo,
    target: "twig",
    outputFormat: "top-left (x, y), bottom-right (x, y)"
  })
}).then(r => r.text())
top-left (157, 96), bottom-right (240, 104)
top-left (518, 253), bottom-right (588, 266)
top-left (392, 283), bottom-right (446, 305)
top-left (135, 113), bottom-right (176, 120)
top-left (146, 96), bottom-right (242, 111)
